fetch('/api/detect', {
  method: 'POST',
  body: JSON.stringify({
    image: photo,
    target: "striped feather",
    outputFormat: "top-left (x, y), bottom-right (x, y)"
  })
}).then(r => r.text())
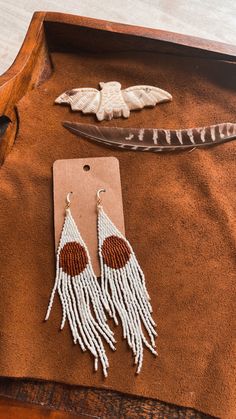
top-left (62, 122), bottom-right (236, 152)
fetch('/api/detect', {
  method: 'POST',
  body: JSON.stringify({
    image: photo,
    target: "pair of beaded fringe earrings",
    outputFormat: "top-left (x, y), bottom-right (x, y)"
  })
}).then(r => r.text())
top-left (45, 189), bottom-right (157, 377)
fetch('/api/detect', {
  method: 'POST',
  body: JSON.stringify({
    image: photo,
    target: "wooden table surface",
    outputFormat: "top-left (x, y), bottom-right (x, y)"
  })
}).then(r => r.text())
top-left (0, 378), bottom-right (212, 418)
top-left (0, 0), bottom-right (236, 75)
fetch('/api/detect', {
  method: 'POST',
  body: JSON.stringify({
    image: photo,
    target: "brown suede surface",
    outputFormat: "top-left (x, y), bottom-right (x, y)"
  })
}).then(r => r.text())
top-left (0, 50), bottom-right (235, 418)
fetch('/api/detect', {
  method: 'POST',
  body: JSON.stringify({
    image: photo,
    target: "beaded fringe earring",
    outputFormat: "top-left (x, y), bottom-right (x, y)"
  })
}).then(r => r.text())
top-left (45, 192), bottom-right (116, 377)
top-left (97, 189), bottom-right (157, 374)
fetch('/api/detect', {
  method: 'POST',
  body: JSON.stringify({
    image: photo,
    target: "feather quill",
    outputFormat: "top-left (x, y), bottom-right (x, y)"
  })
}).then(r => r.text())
top-left (62, 122), bottom-right (236, 152)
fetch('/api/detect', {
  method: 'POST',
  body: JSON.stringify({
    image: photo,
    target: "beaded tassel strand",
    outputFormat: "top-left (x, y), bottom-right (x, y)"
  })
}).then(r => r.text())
top-left (97, 189), bottom-right (157, 374)
top-left (45, 192), bottom-right (116, 377)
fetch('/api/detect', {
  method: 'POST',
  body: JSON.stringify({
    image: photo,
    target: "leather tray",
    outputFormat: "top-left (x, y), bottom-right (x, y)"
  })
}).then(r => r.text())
top-left (0, 12), bottom-right (235, 418)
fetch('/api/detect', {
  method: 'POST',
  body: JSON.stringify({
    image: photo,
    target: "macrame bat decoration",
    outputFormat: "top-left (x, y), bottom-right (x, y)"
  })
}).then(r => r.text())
top-left (55, 81), bottom-right (172, 121)
top-left (97, 189), bottom-right (157, 374)
top-left (45, 193), bottom-right (116, 377)
top-left (62, 121), bottom-right (236, 152)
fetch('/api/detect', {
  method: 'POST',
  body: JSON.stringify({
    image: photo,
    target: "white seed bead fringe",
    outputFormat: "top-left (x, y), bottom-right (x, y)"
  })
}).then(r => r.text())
top-left (98, 207), bottom-right (157, 374)
top-left (45, 209), bottom-right (116, 377)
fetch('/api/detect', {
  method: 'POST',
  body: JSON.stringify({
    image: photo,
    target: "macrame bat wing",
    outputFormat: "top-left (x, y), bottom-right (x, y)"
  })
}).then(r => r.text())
top-left (122, 85), bottom-right (172, 110)
top-left (55, 88), bottom-right (100, 114)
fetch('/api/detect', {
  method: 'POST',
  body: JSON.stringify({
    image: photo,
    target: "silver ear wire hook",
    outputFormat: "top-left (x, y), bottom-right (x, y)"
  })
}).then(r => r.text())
top-left (66, 191), bottom-right (73, 209)
top-left (97, 188), bottom-right (106, 208)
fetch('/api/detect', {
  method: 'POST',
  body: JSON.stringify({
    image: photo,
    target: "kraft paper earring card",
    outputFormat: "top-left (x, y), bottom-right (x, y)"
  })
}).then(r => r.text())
top-left (53, 157), bottom-right (125, 276)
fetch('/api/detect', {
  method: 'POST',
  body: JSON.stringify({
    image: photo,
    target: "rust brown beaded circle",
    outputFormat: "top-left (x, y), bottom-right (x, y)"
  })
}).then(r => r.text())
top-left (101, 235), bottom-right (131, 269)
top-left (59, 241), bottom-right (88, 276)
